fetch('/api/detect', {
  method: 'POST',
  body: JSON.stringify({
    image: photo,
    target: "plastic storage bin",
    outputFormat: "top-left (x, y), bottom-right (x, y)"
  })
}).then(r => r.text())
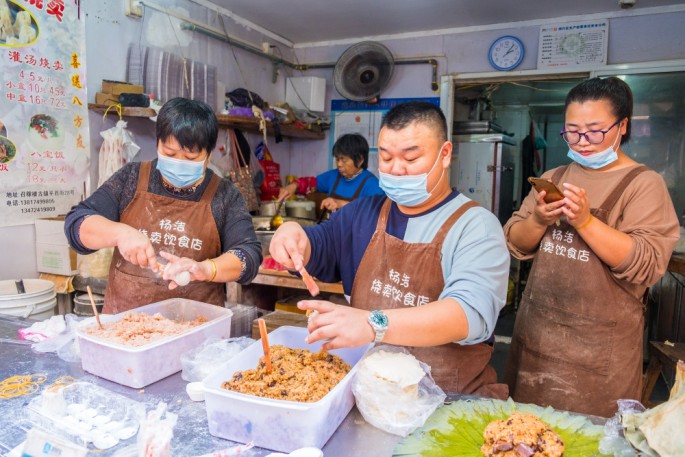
top-left (202, 326), bottom-right (372, 453)
top-left (76, 299), bottom-right (232, 388)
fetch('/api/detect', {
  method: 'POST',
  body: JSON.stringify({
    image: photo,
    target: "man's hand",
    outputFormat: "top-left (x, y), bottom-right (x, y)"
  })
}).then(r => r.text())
top-left (269, 221), bottom-right (310, 271)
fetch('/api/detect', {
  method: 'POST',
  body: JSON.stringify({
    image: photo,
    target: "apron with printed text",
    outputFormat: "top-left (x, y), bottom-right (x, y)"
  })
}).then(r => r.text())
top-left (104, 161), bottom-right (224, 314)
top-left (504, 165), bottom-right (648, 417)
top-left (351, 198), bottom-right (508, 398)
top-left (329, 172), bottom-right (372, 202)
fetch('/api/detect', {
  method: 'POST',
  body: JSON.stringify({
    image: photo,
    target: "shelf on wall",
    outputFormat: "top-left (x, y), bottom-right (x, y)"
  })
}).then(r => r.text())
top-left (88, 104), bottom-right (325, 140)
top-left (215, 114), bottom-right (325, 140)
top-left (88, 103), bottom-right (156, 118)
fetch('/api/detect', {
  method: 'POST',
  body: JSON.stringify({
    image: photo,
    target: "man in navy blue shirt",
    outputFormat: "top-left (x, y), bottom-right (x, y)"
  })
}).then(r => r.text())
top-left (270, 102), bottom-right (509, 397)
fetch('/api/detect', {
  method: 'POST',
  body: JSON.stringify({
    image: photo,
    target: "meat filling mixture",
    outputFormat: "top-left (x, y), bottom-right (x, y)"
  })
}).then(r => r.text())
top-left (222, 345), bottom-right (350, 402)
top-left (84, 311), bottom-right (207, 347)
top-left (481, 412), bottom-right (565, 457)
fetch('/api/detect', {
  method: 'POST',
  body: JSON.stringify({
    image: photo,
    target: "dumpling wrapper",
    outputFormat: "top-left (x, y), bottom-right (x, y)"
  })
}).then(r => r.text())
top-left (362, 350), bottom-right (425, 389)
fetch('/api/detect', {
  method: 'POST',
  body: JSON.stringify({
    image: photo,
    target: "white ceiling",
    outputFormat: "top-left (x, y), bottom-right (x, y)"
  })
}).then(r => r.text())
top-left (201, 0), bottom-right (685, 46)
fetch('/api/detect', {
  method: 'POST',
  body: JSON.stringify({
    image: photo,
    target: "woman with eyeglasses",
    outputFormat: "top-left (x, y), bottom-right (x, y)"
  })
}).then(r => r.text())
top-left (502, 77), bottom-right (680, 417)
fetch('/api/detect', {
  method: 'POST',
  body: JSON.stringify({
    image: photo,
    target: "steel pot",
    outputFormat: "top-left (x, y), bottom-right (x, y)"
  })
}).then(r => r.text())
top-left (285, 200), bottom-right (316, 220)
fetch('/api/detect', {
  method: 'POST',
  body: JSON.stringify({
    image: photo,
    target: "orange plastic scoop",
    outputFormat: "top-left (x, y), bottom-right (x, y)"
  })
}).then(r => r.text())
top-left (257, 318), bottom-right (271, 374)
top-left (300, 267), bottom-right (320, 297)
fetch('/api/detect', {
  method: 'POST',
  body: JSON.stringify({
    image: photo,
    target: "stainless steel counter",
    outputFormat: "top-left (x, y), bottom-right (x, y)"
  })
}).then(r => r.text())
top-left (0, 315), bottom-right (402, 456)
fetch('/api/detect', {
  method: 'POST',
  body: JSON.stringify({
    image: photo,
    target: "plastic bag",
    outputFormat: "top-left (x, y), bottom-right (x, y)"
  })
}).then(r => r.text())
top-left (351, 345), bottom-right (446, 437)
top-left (255, 141), bottom-right (282, 201)
top-left (31, 314), bottom-right (98, 363)
top-left (180, 336), bottom-right (254, 382)
top-left (137, 402), bottom-right (177, 457)
top-left (98, 120), bottom-right (140, 186)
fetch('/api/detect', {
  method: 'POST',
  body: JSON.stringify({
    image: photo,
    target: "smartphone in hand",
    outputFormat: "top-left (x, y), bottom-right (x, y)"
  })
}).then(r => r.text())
top-left (528, 177), bottom-right (564, 203)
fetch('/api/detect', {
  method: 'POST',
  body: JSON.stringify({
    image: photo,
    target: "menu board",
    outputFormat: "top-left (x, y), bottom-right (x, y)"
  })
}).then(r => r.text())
top-left (538, 20), bottom-right (608, 69)
top-left (0, 0), bottom-right (90, 227)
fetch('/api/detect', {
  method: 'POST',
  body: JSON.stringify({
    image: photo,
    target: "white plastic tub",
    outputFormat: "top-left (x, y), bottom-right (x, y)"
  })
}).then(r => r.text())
top-left (0, 279), bottom-right (56, 319)
top-left (202, 326), bottom-right (372, 453)
top-left (76, 299), bottom-right (232, 388)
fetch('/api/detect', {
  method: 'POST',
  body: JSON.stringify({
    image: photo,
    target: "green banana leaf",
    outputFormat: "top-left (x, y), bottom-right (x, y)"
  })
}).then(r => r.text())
top-left (393, 398), bottom-right (609, 457)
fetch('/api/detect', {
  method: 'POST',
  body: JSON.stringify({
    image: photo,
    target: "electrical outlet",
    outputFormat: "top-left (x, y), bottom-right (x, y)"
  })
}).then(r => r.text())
top-left (124, 0), bottom-right (143, 18)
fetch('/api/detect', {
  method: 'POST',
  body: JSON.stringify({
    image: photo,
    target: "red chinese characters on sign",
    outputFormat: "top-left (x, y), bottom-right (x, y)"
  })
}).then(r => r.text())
top-left (3, 54), bottom-right (69, 109)
top-left (47, 0), bottom-right (64, 22)
top-left (23, 0), bottom-right (64, 22)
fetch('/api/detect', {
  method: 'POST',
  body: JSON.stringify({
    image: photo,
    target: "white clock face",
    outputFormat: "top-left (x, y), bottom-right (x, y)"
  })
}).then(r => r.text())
top-left (489, 36), bottom-right (524, 71)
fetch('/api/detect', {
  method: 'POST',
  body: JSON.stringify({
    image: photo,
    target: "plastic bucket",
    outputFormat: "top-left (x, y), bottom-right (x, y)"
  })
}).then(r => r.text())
top-left (0, 279), bottom-right (57, 320)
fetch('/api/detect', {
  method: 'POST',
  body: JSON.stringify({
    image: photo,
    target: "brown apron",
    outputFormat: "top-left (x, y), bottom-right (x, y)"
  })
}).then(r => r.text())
top-left (329, 172), bottom-right (372, 202)
top-left (103, 161), bottom-right (224, 314)
top-left (351, 198), bottom-right (508, 398)
top-left (504, 165), bottom-right (649, 417)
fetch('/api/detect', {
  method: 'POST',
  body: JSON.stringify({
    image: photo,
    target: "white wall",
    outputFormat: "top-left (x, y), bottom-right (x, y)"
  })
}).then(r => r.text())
top-left (2, 3), bottom-right (684, 281)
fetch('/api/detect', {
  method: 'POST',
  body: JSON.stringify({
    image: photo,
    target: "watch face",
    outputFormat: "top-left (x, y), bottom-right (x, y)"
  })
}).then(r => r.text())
top-left (489, 36), bottom-right (524, 71)
top-left (370, 310), bottom-right (388, 328)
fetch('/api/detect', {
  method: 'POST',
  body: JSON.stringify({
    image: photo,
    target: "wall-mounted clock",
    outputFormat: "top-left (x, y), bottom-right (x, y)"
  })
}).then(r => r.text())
top-left (488, 36), bottom-right (524, 71)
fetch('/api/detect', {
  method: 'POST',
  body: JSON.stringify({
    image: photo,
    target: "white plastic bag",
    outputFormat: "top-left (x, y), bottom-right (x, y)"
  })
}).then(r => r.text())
top-left (180, 336), bottom-right (254, 382)
top-left (137, 402), bottom-right (177, 457)
top-left (31, 314), bottom-right (97, 363)
top-left (98, 120), bottom-right (140, 186)
top-left (351, 345), bottom-right (446, 437)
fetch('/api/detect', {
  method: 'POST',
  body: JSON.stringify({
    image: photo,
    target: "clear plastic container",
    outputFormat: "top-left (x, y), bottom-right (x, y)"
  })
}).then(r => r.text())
top-left (76, 299), bottom-right (233, 388)
top-left (202, 326), bottom-right (372, 453)
top-left (27, 382), bottom-right (146, 449)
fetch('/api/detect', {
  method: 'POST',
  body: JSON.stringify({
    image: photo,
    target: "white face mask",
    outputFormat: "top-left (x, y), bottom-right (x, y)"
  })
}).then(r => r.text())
top-left (566, 125), bottom-right (621, 169)
top-left (378, 142), bottom-right (446, 206)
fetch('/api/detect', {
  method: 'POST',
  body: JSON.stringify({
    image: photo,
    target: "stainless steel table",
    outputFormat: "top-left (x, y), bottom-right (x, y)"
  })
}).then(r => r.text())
top-left (0, 315), bottom-right (401, 456)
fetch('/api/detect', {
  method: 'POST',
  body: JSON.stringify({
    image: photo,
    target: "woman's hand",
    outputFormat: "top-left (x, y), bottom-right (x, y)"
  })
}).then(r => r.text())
top-left (560, 182), bottom-right (592, 228)
top-left (115, 225), bottom-right (157, 269)
top-left (531, 189), bottom-right (566, 227)
top-left (269, 221), bottom-right (310, 271)
top-left (158, 251), bottom-right (213, 289)
top-left (320, 197), bottom-right (346, 212)
top-left (298, 300), bottom-right (375, 351)
top-left (277, 183), bottom-right (297, 202)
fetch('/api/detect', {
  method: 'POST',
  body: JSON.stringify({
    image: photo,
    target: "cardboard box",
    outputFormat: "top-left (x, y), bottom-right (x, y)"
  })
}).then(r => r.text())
top-left (251, 309), bottom-right (307, 339)
top-left (95, 92), bottom-right (120, 105)
top-left (35, 217), bottom-right (78, 276)
top-left (101, 80), bottom-right (144, 95)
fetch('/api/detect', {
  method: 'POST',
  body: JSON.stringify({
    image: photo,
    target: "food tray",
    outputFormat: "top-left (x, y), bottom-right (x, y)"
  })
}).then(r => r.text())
top-left (26, 382), bottom-right (146, 450)
top-left (76, 298), bottom-right (232, 388)
top-left (202, 326), bottom-right (372, 453)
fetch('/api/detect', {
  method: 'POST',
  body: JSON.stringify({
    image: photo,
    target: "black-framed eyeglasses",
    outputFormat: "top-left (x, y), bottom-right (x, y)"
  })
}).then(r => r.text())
top-left (559, 120), bottom-right (621, 145)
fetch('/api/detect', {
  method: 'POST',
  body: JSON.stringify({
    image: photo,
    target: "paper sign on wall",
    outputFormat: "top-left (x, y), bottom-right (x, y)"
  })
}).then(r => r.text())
top-left (538, 20), bottom-right (608, 69)
top-left (0, 0), bottom-right (90, 227)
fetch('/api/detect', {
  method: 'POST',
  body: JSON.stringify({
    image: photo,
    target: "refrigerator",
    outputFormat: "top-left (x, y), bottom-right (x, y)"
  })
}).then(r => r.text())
top-left (450, 133), bottom-right (517, 225)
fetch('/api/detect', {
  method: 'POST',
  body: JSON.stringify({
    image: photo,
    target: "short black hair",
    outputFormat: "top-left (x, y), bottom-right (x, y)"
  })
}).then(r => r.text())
top-left (156, 97), bottom-right (219, 153)
top-left (381, 101), bottom-right (447, 142)
top-left (565, 77), bottom-right (633, 144)
top-left (332, 133), bottom-right (369, 169)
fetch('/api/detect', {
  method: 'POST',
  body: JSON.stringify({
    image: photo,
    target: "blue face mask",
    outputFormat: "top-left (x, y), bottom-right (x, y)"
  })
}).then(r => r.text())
top-left (379, 144), bottom-right (446, 207)
top-left (156, 152), bottom-right (206, 188)
top-left (566, 127), bottom-right (621, 169)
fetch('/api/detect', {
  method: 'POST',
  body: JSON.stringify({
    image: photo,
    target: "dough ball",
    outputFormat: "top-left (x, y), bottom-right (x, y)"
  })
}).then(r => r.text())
top-left (174, 271), bottom-right (191, 286)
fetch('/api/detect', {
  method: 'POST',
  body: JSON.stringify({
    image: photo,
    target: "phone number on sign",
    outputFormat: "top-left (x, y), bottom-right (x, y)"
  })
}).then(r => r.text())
top-left (20, 207), bottom-right (56, 214)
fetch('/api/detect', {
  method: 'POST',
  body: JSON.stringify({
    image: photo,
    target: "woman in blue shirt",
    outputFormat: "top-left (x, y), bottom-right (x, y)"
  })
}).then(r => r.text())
top-left (278, 133), bottom-right (384, 212)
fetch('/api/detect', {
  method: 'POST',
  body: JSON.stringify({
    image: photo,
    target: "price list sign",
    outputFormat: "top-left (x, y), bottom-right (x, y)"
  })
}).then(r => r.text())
top-left (538, 20), bottom-right (608, 70)
top-left (0, 0), bottom-right (90, 227)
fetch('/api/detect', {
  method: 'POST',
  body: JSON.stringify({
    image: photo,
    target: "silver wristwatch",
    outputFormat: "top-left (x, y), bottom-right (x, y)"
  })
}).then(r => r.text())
top-left (367, 310), bottom-right (389, 343)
